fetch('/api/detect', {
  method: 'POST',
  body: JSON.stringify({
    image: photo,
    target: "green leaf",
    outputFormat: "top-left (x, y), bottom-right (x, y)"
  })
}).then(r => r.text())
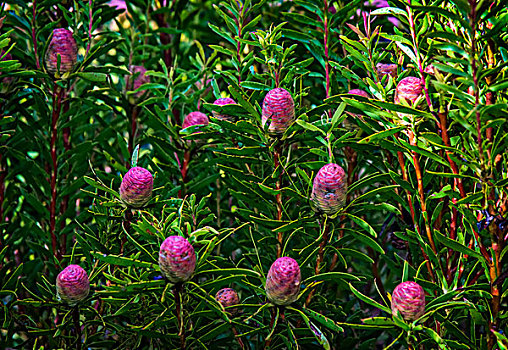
top-left (349, 283), bottom-right (391, 314)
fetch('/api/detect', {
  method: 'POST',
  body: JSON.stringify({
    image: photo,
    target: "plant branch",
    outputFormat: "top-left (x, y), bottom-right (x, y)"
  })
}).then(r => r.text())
top-left (174, 282), bottom-right (185, 349)
top-left (72, 306), bottom-right (82, 350)
top-left (50, 83), bottom-right (64, 261)
top-left (274, 141), bottom-right (283, 258)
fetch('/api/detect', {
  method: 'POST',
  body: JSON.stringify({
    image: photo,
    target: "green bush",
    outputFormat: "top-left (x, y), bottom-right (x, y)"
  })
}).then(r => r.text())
top-left (1, 0), bottom-right (507, 349)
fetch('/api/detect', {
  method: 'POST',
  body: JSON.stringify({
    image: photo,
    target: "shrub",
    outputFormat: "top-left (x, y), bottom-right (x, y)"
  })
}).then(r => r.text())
top-left (0, 0), bottom-right (507, 349)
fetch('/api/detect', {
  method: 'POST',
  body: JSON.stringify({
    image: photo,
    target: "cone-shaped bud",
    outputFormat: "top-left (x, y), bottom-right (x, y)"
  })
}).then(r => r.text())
top-left (159, 236), bottom-right (196, 283)
top-left (56, 265), bottom-right (90, 306)
top-left (213, 97), bottom-right (236, 121)
top-left (345, 89), bottom-right (370, 128)
top-left (348, 89), bottom-right (369, 98)
top-left (395, 76), bottom-right (423, 105)
top-left (310, 163), bottom-right (347, 215)
top-left (183, 111), bottom-right (209, 145)
top-left (125, 65), bottom-right (150, 98)
top-left (265, 257), bottom-right (301, 305)
top-left (376, 63), bottom-right (397, 80)
top-left (391, 281), bottom-right (425, 321)
top-left (119, 166), bottom-right (153, 208)
top-left (215, 287), bottom-right (240, 314)
top-left (45, 29), bottom-right (77, 76)
top-left (183, 111), bottom-right (209, 129)
top-left (261, 87), bottom-right (295, 134)
top-left (109, 0), bottom-right (127, 10)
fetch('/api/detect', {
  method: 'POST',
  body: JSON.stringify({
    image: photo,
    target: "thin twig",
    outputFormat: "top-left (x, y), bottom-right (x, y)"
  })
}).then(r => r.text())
top-left (72, 306), bottom-right (82, 350)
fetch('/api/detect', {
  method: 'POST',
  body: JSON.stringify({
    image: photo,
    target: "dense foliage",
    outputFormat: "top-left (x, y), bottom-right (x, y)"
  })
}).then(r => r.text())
top-left (1, 0), bottom-right (507, 349)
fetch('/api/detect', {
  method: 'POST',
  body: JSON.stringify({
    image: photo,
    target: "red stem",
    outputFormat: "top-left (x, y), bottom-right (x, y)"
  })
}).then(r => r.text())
top-left (323, 0), bottom-right (330, 98)
top-left (32, 0), bottom-right (40, 70)
top-left (274, 142), bottom-right (283, 257)
top-left (50, 84), bottom-right (63, 261)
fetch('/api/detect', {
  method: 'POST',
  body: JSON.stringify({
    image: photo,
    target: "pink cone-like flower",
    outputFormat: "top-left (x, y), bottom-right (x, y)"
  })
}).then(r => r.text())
top-left (344, 89), bottom-right (370, 130)
top-left (182, 111), bottom-right (209, 144)
top-left (265, 257), bottom-right (301, 305)
top-left (56, 265), bottom-right (90, 306)
top-left (395, 76), bottom-right (423, 105)
top-left (45, 28), bottom-right (77, 76)
top-left (109, 0), bottom-right (127, 10)
top-left (391, 281), bottom-right (426, 321)
top-left (183, 111), bottom-right (209, 129)
top-left (159, 236), bottom-right (196, 283)
top-left (212, 97), bottom-right (236, 121)
top-left (262, 88), bottom-right (295, 134)
top-left (215, 287), bottom-right (240, 314)
top-left (125, 65), bottom-right (150, 98)
top-left (311, 163), bottom-right (347, 215)
top-left (119, 166), bottom-right (153, 208)
top-left (376, 63), bottom-right (398, 80)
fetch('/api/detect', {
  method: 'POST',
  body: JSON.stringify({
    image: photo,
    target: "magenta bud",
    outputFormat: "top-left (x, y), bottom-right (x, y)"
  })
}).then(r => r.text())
top-left (212, 97), bottom-right (236, 121)
top-left (391, 281), bottom-right (426, 321)
top-left (159, 236), bottom-right (196, 283)
top-left (348, 89), bottom-right (369, 98)
top-left (265, 257), bottom-right (301, 305)
top-left (262, 88), bottom-right (295, 134)
top-left (45, 29), bottom-right (77, 76)
top-left (376, 63), bottom-right (398, 80)
top-left (183, 111), bottom-right (209, 129)
top-left (125, 65), bottom-right (150, 98)
top-left (183, 111), bottom-right (209, 144)
top-left (119, 166), bottom-right (153, 208)
top-left (311, 163), bottom-right (347, 215)
top-left (395, 76), bottom-right (423, 105)
top-left (345, 89), bottom-right (369, 130)
top-left (215, 287), bottom-right (240, 314)
top-left (56, 265), bottom-right (90, 306)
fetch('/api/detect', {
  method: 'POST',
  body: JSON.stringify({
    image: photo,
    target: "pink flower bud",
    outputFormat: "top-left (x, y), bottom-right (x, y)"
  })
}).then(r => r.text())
top-left (391, 281), bottom-right (426, 321)
top-left (56, 265), bottom-right (90, 306)
top-left (395, 76), bottom-right (423, 105)
top-left (159, 236), bottom-right (196, 283)
top-left (265, 257), bottom-right (301, 305)
top-left (376, 63), bottom-right (397, 80)
top-left (262, 88), bottom-right (295, 134)
top-left (125, 65), bottom-right (150, 98)
top-left (215, 287), bottom-right (240, 314)
top-left (183, 111), bottom-right (209, 129)
top-left (212, 97), bottom-right (236, 121)
top-left (45, 29), bottom-right (77, 76)
top-left (119, 166), bottom-right (153, 208)
top-left (311, 163), bottom-right (347, 215)
top-left (345, 89), bottom-right (370, 128)
top-left (182, 111), bottom-right (209, 145)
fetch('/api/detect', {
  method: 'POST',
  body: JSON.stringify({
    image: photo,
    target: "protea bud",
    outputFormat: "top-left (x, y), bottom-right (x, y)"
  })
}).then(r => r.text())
top-left (182, 111), bottom-right (209, 145)
top-left (56, 265), bottom-right (90, 306)
top-left (119, 166), bottom-right (153, 208)
top-left (265, 257), bottom-right (301, 305)
top-left (395, 76), bottom-right (424, 106)
top-left (376, 63), bottom-right (397, 80)
top-left (344, 89), bottom-right (370, 129)
top-left (261, 87), bottom-right (295, 134)
top-left (310, 163), bottom-right (347, 215)
top-left (212, 97), bottom-right (236, 121)
top-left (125, 65), bottom-right (150, 98)
top-left (391, 281), bottom-right (426, 321)
top-left (159, 236), bottom-right (196, 283)
top-left (45, 28), bottom-right (77, 76)
top-left (215, 287), bottom-right (240, 314)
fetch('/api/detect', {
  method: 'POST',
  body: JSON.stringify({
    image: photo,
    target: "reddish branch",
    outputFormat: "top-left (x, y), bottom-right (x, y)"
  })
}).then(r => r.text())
top-left (274, 142), bottom-right (283, 258)
top-left (50, 84), bottom-right (64, 261)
